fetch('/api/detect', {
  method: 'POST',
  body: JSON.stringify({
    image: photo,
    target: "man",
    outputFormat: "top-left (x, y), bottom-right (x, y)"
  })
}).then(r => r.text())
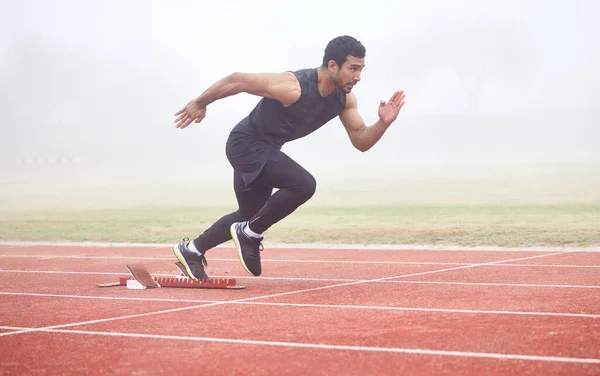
top-left (172, 35), bottom-right (405, 280)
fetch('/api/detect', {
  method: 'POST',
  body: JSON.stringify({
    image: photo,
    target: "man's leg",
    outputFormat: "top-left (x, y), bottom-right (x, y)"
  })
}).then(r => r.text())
top-left (248, 153), bottom-right (317, 233)
top-left (173, 170), bottom-right (272, 279)
top-left (230, 153), bottom-right (317, 276)
top-left (192, 171), bottom-right (272, 254)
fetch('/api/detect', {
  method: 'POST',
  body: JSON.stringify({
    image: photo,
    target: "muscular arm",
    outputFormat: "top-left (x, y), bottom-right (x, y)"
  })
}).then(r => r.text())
top-left (339, 93), bottom-right (391, 152)
top-left (194, 72), bottom-right (301, 108)
top-left (174, 71), bottom-right (302, 128)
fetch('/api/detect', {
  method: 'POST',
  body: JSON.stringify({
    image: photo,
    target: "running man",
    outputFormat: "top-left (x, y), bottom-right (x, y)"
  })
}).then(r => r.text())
top-left (172, 35), bottom-right (405, 280)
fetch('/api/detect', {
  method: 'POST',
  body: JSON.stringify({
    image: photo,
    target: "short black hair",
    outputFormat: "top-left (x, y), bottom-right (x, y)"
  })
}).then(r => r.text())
top-left (321, 35), bottom-right (366, 68)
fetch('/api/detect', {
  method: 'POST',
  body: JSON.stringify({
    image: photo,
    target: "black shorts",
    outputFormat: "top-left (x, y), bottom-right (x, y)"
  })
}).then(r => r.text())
top-left (226, 117), bottom-right (286, 192)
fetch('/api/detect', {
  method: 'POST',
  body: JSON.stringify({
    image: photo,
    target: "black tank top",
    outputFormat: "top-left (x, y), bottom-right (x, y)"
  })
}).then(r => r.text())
top-left (247, 68), bottom-right (347, 146)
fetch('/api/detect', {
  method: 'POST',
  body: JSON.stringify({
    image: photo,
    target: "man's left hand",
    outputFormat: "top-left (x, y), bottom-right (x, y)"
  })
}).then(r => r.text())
top-left (378, 90), bottom-right (406, 126)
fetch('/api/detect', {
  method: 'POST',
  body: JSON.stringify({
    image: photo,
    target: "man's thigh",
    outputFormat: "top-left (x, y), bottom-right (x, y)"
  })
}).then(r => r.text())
top-left (252, 152), bottom-right (315, 190)
top-left (233, 170), bottom-right (272, 219)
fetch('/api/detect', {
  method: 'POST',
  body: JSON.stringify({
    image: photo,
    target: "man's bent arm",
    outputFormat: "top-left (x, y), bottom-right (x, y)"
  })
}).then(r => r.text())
top-left (193, 72), bottom-right (301, 108)
top-left (339, 93), bottom-right (391, 152)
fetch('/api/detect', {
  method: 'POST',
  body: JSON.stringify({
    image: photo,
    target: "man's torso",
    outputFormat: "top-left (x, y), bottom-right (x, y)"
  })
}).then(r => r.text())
top-left (235, 67), bottom-right (347, 147)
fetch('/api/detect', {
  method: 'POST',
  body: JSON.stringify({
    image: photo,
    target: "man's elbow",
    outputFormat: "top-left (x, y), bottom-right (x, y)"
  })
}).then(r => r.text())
top-left (225, 72), bottom-right (246, 92)
top-left (353, 141), bottom-right (371, 153)
top-left (228, 72), bottom-right (244, 81)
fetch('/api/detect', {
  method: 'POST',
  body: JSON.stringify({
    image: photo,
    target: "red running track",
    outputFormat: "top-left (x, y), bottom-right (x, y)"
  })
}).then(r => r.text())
top-left (0, 244), bottom-right (599, 375)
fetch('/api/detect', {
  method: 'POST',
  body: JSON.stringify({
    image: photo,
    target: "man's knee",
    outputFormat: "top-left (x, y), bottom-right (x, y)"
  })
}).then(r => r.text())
top-left (234, 210), bottom-right (251, 222)
top-left (297, 172), bottom-right (317, 202)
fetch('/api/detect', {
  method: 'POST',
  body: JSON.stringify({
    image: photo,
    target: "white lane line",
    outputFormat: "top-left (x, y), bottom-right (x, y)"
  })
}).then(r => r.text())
top-left (0, 254), bottom-right (469, 265)
top-left (360, 252), bottom-right (568, 282)
top-left (496, 264), bottom-right (600, 268)
top-left (235, 301), bottom-right (600, 318)
top-left (3, 240), bottom-right (600, 252)
top-left (0, 250), bottom-right (568, 339)
top-left (2, 254), bottom-right (599, 268)
top-left (0, 291), bottom-right (218, 304)
top-left (1, 291), bottom-right (598, 319)
top-left (382, 280), bottom-right (600, 289)
top-left (1, 269), bottom-right (598, 289)
top-left (0, 326), bottom-right (598, 364)
top-left (0, 326), bottom-right (24, 330)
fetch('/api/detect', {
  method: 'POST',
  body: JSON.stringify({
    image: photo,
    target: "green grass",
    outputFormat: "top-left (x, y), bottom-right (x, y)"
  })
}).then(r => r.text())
top-left (1, 203), bottom-right (599, 247)
top-left (2, 161), bottom-right (600, 247)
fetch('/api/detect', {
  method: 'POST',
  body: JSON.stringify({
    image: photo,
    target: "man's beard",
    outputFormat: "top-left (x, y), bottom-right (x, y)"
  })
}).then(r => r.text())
top-left (333, 75), bottom-right (354, 92)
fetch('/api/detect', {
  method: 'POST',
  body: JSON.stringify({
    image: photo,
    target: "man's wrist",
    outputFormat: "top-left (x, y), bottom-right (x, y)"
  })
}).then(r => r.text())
top-left (194, 96), bottom-right (208, 107)
top-left (378, 118), bottom-right (392, 128)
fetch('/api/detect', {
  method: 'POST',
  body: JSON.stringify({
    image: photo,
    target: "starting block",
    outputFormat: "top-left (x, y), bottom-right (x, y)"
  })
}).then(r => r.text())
top-left (97, 262), bottom-right (245, 290)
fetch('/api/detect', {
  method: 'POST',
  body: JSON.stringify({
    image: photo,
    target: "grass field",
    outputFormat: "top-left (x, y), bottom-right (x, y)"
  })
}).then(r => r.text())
top-left (2, 162), bottom-right (599, 247)
top-left (2, 203), bottom-right (598, 247)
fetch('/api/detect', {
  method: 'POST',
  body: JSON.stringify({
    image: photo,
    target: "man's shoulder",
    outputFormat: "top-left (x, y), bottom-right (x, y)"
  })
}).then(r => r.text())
top-left (290, 67), bottom-right (317, 74)
top-left (337, 89), bottom-right (350, 106)
top-left (344, 91), bottom-right (356, 102)
top-left (288, 67), bottom-right (317, 80)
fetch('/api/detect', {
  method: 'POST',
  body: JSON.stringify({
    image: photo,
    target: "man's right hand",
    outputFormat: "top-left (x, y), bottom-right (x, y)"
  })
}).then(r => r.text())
top-left (174, 100), bottom-right (207, 129)
top-left (173, 71), bottom-right (300, 129)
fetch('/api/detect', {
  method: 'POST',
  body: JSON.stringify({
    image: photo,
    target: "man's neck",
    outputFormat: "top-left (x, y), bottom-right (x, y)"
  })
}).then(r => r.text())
top-left (317, 67), bottom-right (337, 97)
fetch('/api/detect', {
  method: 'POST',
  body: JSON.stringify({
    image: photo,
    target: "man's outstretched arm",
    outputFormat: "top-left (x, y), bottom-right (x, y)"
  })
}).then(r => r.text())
top-left (174, 72), bottom-right (301, 129)
top-left (339, 91), bottom-right (406, 152)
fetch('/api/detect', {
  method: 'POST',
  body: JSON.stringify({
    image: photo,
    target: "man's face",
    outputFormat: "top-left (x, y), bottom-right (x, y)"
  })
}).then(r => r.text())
top-left (331, 55), bottom-right (365, 93)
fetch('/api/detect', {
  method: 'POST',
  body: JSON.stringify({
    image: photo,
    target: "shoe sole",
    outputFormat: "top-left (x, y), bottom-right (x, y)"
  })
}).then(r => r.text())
top-left (172, 245), bottom-right (198, 281)
top-left (230, 223), bottom-right (258, 276)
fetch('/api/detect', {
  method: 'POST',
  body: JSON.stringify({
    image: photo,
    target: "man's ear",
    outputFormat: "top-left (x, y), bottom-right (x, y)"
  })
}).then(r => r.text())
top-left (327, 60), bottom-right (339, 74)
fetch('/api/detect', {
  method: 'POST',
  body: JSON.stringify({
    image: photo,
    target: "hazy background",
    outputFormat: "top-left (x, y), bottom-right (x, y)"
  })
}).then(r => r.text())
top-left (1, 0), bottom-right (599, 208)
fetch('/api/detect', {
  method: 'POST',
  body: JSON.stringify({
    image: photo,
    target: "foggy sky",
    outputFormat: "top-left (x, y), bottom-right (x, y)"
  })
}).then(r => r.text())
top-left (1, 0), bottom-right (599, 184)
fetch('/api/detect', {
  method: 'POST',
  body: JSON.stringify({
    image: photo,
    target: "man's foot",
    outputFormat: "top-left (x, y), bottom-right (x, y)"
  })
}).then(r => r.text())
top-left (172, 237), bottom-right (209, 280)
top-left (230, 222), bottom-right (263, 276)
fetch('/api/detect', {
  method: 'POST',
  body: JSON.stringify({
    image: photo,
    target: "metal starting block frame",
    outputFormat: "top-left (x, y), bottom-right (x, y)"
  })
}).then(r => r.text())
top-left (97, 262), bottom-right (245, 290)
